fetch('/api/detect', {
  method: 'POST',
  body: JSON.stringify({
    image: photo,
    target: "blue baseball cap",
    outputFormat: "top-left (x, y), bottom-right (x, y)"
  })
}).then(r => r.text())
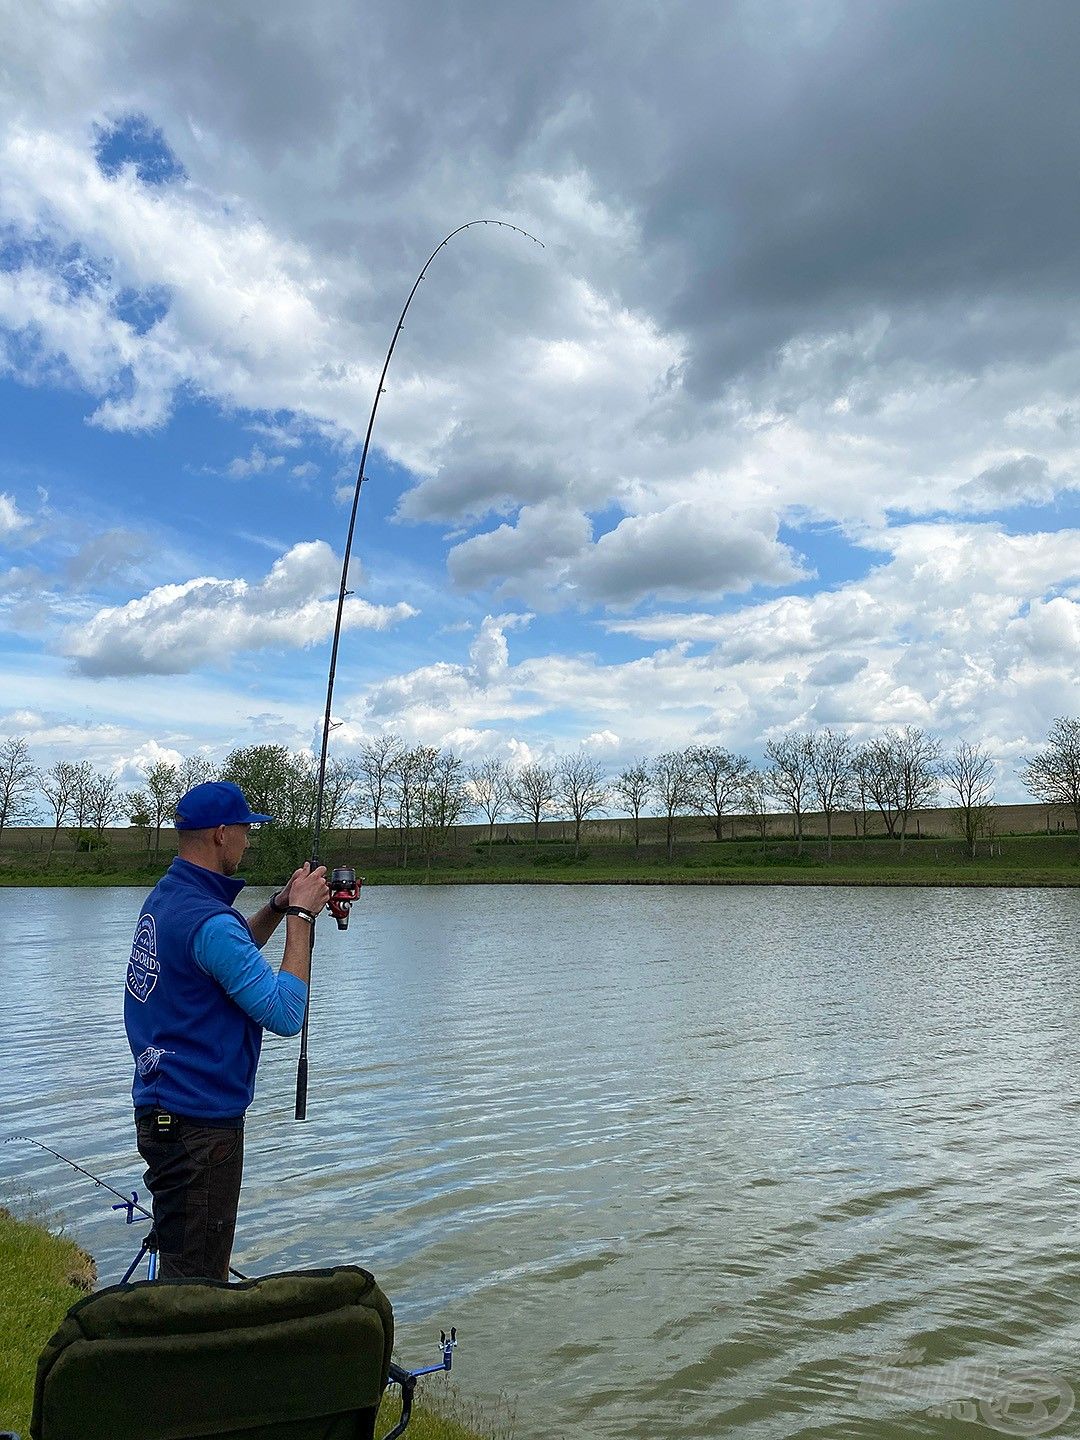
top-left (174, 781), bottom-right (274, 830)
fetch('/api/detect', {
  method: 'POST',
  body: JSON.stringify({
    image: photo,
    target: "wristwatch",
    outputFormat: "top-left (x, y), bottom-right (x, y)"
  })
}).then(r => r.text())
top-left (268, 889), bottom-right (289, 915)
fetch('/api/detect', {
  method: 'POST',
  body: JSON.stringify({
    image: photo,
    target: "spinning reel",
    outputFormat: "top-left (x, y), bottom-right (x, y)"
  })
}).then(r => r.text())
top-left (327, 866), bottom-right (362, 930)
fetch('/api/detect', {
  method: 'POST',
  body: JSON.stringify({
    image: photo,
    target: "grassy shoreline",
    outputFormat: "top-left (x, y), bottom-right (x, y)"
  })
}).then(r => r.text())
top-left (0, 1209), bottom-right (500, 1440)
top-left (0, 1208), bottom-right (95, 1437)
top-left (2, 835), bottom-right (1079, 890)
top-left (2, 869), bottom-right (1079, 888)
top-left (4, 805), bottom-right (1080, 893)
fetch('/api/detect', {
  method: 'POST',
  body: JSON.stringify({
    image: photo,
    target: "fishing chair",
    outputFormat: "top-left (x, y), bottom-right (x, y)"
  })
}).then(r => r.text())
top-left (25, 1265), bottom-right (418, 1440)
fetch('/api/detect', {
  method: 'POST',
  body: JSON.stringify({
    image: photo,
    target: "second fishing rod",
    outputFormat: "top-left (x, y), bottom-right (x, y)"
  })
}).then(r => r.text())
top-left (294, 220), bottom-right (544, 1120)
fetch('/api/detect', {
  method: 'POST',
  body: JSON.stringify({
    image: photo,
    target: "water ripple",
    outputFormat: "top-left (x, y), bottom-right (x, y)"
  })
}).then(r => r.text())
top-left (4, 883), bottom-right (1080, 1438)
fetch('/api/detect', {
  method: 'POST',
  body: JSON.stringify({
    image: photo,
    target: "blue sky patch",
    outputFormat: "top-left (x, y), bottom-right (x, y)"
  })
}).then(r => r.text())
top-left (94, 114), bottom-right (186, 185)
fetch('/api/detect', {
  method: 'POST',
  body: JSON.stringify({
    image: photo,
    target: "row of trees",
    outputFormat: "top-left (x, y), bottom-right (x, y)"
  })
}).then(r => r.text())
top-left (0, 747), bottom-right (219, 864)
top-left (2, 718), bottom-right (1079, 865)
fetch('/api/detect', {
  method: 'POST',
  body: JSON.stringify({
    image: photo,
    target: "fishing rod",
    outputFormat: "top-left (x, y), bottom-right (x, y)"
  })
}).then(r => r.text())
top-left (4, 1135), bottom-right (153, 1219)
top-left (295, 219), bottom-right (544, 1121)
top-left (3, 1135), bottom-right (248, 1282)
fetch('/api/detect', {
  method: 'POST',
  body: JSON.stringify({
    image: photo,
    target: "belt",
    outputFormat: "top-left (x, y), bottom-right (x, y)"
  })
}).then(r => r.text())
top-left (135, 1108), bottom-right (245, 1129)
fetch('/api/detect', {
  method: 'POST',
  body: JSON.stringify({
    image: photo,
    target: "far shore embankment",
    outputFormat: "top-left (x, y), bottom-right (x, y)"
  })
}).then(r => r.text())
top-left (2, 813), bottom-right (1078, 890)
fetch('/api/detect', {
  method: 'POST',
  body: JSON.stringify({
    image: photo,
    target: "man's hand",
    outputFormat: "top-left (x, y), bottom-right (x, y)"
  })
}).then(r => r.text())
top-left (252, 864), bottom-right (330, 948)
top-left (288, 863), bottom-right (330, 917)
top-left (274, 866), bottom-right (310, 909)
top-left (279, 864), bottom-right (330, 987)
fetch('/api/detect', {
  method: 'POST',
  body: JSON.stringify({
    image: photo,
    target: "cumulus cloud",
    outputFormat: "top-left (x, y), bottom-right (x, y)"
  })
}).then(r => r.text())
top-left (128, 737), bottom-right (186, 772)
top-left (806, 654), bottom-right (868, 687)
top-left (0, 492), bottom-right (29, 538)
top-left (447, 503), bottom-right (591, 599)
top-left (572, 502), bottom-right (808, 605)
top-left (956, 454), bottom-right (1064, 510)
top-left (224, 446), bottom-right (286, 479)
top-left (3, 1), bottom-right (1080, 580)
top-left (64, 540), bottom-right (416, 676)
top-left (66, 528), bottom-right (151, 586)
top-left (1006, 596), bottom-right (1080, 662)
top-left (469, 611), bottom-right (532, 683)
top-left (0, 564), bottom-right (47, 594)
top-left (3, 1), bottom-right (1080, 773)
top-left (355, 613), bottom-right (541, 741)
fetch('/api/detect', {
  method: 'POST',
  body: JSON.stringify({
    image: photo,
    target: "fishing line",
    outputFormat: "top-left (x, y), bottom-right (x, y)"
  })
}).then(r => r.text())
top-left (295, 219), bottom-right (544, 1121)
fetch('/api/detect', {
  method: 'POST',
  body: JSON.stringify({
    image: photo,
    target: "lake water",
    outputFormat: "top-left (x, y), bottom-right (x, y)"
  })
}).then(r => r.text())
top-left (3, 883), bottom-right (1080, 1438)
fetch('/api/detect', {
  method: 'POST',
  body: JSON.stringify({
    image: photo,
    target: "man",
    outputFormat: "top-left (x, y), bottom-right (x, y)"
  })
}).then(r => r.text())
top-left (124, 779), bottom-right (330, 1281)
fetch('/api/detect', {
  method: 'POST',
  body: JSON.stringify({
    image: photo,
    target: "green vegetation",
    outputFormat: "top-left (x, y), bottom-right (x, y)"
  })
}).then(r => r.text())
top-left (378, 1384), bottom-right (515, 1440)
top-left (2, 829), bottom-right (1078, 888)
top-left (3, 722), bottom-right (1080, 889)
top-left (344, 830), bottom-right (1075, 886)
top-left (0, 1208), bottom-right (505, 1440)
top-left (0, 1207), bottom-right (95, 1437)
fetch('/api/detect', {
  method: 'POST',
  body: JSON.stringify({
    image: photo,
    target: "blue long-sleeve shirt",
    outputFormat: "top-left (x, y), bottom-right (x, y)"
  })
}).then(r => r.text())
top-left (194, 913), bottom-right (308, 1037)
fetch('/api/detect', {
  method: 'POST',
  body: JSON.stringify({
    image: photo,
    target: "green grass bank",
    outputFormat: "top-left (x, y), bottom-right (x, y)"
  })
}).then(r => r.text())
top-left (0, 1208), bottom-right (95, 1437)
top-left (0, 1209), bottom-right (504, 1440)
top-left (2, 829), bottom-right (1079, 888)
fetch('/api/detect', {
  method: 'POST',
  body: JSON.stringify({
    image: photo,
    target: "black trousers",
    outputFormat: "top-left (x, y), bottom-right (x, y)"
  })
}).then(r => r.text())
top-left (135, 1111), bottom-right (244, 1281)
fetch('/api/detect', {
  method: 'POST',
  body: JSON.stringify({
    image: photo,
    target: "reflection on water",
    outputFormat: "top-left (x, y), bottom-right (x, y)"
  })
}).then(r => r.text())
top-left (3, 883), bottom-right (1080, 1438)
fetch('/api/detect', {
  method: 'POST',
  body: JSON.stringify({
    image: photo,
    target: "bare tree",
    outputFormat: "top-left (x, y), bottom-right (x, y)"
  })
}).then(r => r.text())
top-left (384, 745), bottom-right (469, 868)
top-left (860, 736), bottom-right (901, 839)
top-left (390, 745), bottom-right (464, 867)
top-left (558, 752), bottom-right (608, 858)
top-left (850, 744), bottom-right (874, 839)
top-left (510, 762), bottom-right (559, 844)
top-left (89, 769), bottom-right (126, 841)
top-left (68, 760), bottom-right (95, 864)
top-left (764, 733), bottom-right (814, 856)
top-left (861, 727), bottom-right (940, 853)
top-left (686, 744), bottom-right (750, 842)
top-left (0, 736), bottom-right (37, 845)
top-left (321, 755), bottom-right (361, 834)
top-left (387, 745), bottom-right (424, 868)
top-left (39, 759), bottom-right (77, 866)
top-left (651, 750), bottom-right (693, 862)
top-left (741, 769), bottom-right (773, 853)
top-left (177, 753), bottom-right (218, 792)
top-left (808, 728), bottom-right (856, 860)
top-left (176, 760), bottom-right (218, 794)
top-left (468, 756), bottom-right (513, 852)
top-left (422, 749), bottom-right (470, 865)
top-left (358, 734), bottom-right (403, 851)
top-left (894, 727), bottom-right (940, 853)
top-left (144, 761), bottom-right (181, 854)
top-left (1020, 716), bottom-right (1080, 847)
top-left (943, 740), bottom-right (995, 859)
top-left (611, 761), bottom-right (652, 850)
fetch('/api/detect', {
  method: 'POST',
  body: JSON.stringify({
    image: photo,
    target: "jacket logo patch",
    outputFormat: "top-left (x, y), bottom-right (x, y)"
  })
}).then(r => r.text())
top-left (126, 913), bottom-right (159, 1003)
top-left (136, 1044), bottom-right (170, 1076)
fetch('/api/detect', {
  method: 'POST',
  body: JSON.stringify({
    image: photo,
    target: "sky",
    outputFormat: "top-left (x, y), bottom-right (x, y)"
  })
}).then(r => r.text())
top-left (1, 0), bottom-right (1078, 801)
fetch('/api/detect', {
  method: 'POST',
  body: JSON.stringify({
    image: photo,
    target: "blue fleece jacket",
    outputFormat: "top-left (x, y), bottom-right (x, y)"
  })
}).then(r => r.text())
top-left (124, 857), bottom-right (304, 1121)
